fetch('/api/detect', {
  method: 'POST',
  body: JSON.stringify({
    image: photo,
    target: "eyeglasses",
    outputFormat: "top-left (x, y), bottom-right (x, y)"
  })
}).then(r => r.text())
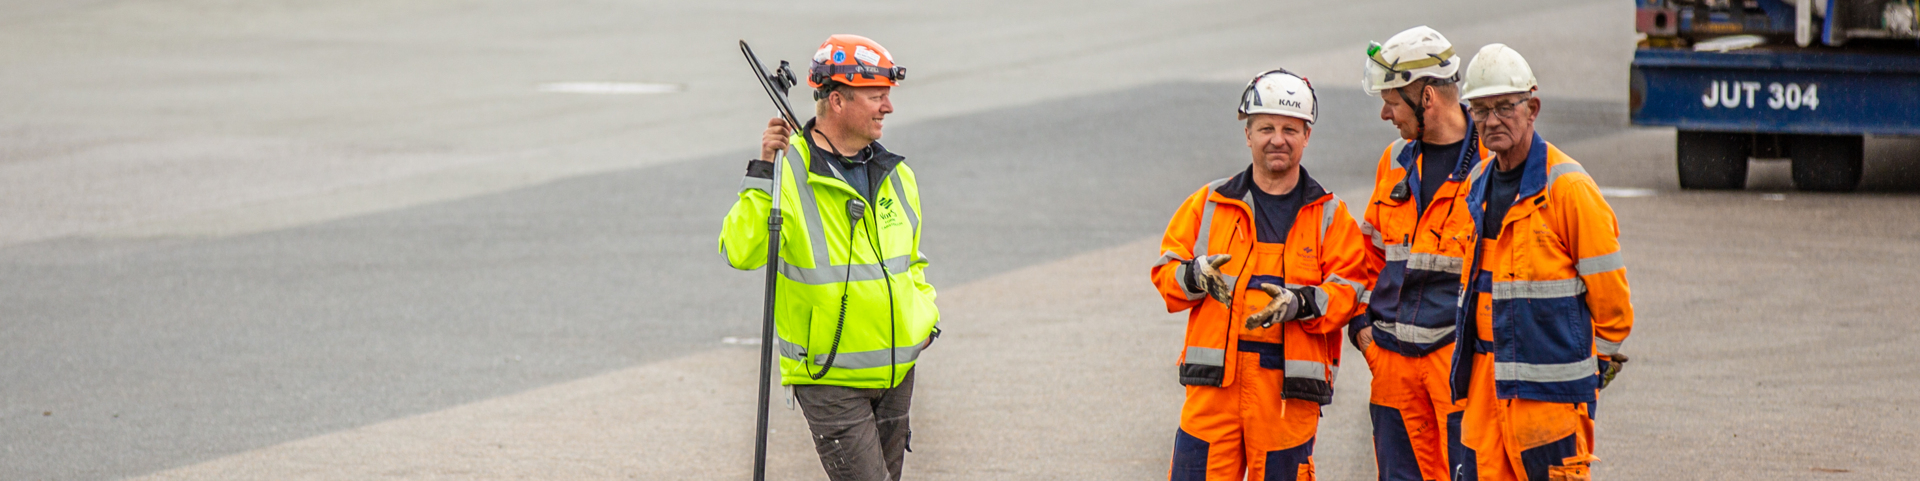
top-left (1469, 95), bottom-right (1532, 121)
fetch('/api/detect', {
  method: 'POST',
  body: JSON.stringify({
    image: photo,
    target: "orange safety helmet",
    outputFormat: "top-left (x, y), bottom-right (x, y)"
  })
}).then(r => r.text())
top-left (809, 34), bottom-right (906, 98)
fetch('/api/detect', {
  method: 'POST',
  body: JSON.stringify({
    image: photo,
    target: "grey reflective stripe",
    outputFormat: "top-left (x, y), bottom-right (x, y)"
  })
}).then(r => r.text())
top-left (1361, 220), bottom-right (1384, 250)
top-left (1386, 243), bottom-right (1413, 262)
top-left (1285, 359), bottom-right (1330, 381)
top-left (1304, 285), bottom-right (1330, 317)
top-left (777, 337), bottom-right (807, 361)
top-left (1319, 195), bottom-right (1340, 241)
top-left (913, 250), bottom-right (930, 268)
top-left (1373, 321), bottom-right (1455, 344)
top-left (1491, 278), bottom-right (1586, 300)
top-left (1595, 337), bottom-right (1623, 357)
top-left (1358, 290), bottom-right (1373, 304)
top-left (1407, 252), bottom-right (1464, 275)
top-left (1466, 158), bottom-right (1491, 185)
top-left (778, 255), bottom-right (913, 285)
top-left (1155, 250), bottom-right (1192, 267)
top-left (1547, 162), bottom-right (1588, 196)
top-left (1175, 263), bottom-right (1204, 300)
top-left (1194, 200), bottom-right (1217, 257)
top-left (1577, 252), bottom-right (1625, 276)
top-left (1388, 139), bottom-right (1409, 165)
top-left (788, 152), bottom-right (831, 269)
top-left (741, 176), bottom-right (773, 193)
top-left (814, 343), bottom-right (922, 369)
top-left (1185, 346), bottom-right (1226, 367)
top-left (1191, 178), bottom-right (1231, 257)
top-left (889, 173), bottom-right (919, 233)
top-left (1325, 273), bottom-right (1365, 292)
top-left (780, 333), bottom-right (929, 369)
top-left (1495, 356), bottom-right (1597, 383)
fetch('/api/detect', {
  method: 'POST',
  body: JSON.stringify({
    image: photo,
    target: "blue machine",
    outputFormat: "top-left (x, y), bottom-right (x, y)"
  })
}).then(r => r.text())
top-left (1630, 0), bottom-right (1920, 191)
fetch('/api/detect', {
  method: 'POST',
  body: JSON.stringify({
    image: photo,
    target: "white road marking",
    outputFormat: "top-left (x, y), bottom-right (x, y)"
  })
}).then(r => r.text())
top-left (1762, 193), bottom-right (1787, 201)
top-left (1600, 187), bottom-right (1657, 198)
top-left (537, 82), bottom-right (681, 94)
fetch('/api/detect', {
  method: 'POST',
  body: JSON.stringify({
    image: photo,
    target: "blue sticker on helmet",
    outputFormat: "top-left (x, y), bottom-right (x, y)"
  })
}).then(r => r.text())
top-left (833, 50), bottom-right (845, 63)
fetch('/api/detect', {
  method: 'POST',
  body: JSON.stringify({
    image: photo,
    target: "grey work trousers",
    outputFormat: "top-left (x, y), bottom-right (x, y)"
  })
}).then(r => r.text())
top-left (792, 368), bottom-right (914, 481)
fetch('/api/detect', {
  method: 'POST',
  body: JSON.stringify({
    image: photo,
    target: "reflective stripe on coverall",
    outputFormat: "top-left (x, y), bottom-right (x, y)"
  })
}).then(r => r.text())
top-left (1451, 132), bottom-right (1633, 481)
top-left (718, 129), bottom-right (939, 389)
top-left (1150, 168), bottom-right (1374, 481)
top-left (1356, 109), bottom-right (1488, 481)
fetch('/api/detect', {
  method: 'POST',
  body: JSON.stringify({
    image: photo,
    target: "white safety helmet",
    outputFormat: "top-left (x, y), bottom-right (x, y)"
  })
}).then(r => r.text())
top-left (1362, 26), bottom-right (1462, 95)
top-left (1460, 43), bottom-right (1538, 100)
top-left (1238, 69), bottom-right (1317, 124)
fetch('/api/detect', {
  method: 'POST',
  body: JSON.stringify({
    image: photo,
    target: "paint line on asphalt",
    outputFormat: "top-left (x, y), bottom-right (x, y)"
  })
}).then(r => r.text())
top-left (537, 82), bottom-right (682, 94)
top-left (1601, 187), bottom-right (1657, 198)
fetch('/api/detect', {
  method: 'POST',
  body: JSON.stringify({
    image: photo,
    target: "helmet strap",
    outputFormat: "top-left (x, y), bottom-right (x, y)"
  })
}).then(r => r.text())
top-left (813, 81), bottom-right (842, 101)
top-left (1396, 82), bottom-right (1428, 142)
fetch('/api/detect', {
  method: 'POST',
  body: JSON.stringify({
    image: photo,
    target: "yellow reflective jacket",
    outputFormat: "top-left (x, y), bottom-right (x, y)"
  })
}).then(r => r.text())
top-left (719, 125), bottom-right (937, 389)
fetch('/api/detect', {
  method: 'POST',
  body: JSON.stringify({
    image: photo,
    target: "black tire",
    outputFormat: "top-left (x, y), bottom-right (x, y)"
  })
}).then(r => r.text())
top-left (1788, 134), bottom-right (1864, 192)
top-left (1676, 131), bottom-right (1750, 190)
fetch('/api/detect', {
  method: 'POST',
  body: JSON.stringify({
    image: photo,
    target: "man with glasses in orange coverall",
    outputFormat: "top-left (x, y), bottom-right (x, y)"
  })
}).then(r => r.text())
top-left (1450, 43), bottom-right (1635, 481)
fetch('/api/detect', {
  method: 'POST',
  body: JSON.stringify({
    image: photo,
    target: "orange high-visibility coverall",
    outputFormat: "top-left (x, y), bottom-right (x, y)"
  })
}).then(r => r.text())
top-left (1151, 168), bottom-right (1375, 481)
top-left (1355, 128), bottom-right (1489, 481)
top-left (1452, 133), bottom-right (1632, 481)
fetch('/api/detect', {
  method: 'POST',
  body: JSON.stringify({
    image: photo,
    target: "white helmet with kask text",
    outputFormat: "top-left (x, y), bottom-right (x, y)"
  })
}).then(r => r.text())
top-left (1238, 69), bottom-right (1317, 124)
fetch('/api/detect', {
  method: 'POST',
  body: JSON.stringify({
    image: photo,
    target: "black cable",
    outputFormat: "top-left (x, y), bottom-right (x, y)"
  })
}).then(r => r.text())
top-left (1429, 121), bottom-right (1478, 244)
top-left (808, 209), bottom-right (860, 381)
top-left (857, 170), bottom-right (900, 386)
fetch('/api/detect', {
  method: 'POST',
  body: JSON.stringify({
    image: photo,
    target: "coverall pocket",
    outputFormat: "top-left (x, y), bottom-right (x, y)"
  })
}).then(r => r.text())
top-left (806, 306), bottom-right (857, 369)
top-left (1546, 463), bottom-right (1589, 481)
top-left (1361, 340), bottom-right (1378, 363)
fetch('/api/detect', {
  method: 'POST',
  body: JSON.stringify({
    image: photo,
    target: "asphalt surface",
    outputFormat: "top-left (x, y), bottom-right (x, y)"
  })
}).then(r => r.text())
top-left (4, 0), bottom-right (1919, 480)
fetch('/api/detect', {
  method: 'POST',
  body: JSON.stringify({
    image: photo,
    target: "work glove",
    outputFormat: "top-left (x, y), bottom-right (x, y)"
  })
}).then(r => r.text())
top-left (1184, 254), bottom-right (1233, 306)
top-left (1598, 353), bottom-right (1629, 389)
top-left (1245, 284), bottom-right (1301, 329)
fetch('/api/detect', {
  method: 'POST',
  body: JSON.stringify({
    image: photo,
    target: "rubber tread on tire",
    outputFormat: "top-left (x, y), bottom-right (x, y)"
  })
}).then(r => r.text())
top-left (1788, 134), bottom-right (1864, 192)
top-left (1676, 131), bottom-right (1750, 190)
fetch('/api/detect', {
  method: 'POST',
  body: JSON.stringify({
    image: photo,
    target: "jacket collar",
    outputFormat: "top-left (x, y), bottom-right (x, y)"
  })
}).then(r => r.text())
top-left (1394, 104), bottom-right (1482, 210)
top-left (801, 119), bottom-right (906, 188)
top-left (1213, 164), bottom-right (1331, 209)
top-left (1465, 131), bottom-right (1552, 227)
top-left (1395, 103), bottom-right (1480, 183)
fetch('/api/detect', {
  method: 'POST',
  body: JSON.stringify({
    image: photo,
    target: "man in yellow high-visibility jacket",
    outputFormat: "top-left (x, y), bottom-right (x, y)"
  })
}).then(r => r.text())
top-left (719, 34), bottom-right (937, 481)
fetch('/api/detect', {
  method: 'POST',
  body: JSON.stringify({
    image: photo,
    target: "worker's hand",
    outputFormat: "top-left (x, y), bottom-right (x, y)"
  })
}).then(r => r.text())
top-left (759, 117), bottom-right (792, 161)
top-left (1599, 353), bottom-right (1629, 389)
top-left (1186, 254), bottom-right (1234, 306)
top-left (1356, 326), bottom-right (1375, 352)
top-left (1245, 284), bottom-right (1300, 329)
